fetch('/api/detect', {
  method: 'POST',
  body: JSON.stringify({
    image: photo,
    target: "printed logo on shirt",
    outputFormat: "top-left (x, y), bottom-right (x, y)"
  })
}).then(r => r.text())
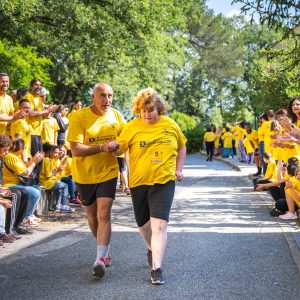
top-left (139, 139), bottom-right (171, 148)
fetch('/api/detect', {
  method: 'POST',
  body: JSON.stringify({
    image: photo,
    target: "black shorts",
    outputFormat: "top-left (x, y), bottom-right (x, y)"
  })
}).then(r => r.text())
top-left (75, 177), bottom-right (118, 206)
top-left (130, 180), bottom-right (175, 227)
top-left (117, 157), bottom-right (126, 172)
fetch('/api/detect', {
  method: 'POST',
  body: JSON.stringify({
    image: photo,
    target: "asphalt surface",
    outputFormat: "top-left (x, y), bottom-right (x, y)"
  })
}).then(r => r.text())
top-left (1, 154), bottom-right (300, 300)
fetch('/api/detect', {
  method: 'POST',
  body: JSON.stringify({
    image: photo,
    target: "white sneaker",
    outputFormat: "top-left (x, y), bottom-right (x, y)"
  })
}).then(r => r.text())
top-left (279, 212), bottom-right (298, 220)
top-left (55, 203), bottom-right (62, 212)
top-left (32, 215), bottom-right (41, 223)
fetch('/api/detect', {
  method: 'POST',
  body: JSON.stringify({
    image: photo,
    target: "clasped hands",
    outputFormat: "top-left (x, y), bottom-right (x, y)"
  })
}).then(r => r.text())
top-left (102, 141), bottom-right (120, 154)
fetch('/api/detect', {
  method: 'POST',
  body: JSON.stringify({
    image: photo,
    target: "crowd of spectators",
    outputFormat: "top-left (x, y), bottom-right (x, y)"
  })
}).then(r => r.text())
top-left (204, 96), bottom-right (300, 220)
top-left (0, 73), bottom-right (129, 246)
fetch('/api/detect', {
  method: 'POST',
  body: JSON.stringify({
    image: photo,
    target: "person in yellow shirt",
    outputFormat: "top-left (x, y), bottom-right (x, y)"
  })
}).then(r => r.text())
top-left (67, 100), bottom-right (82, 120)
top-left (280, 167), bottom-right (300, 220)
top-left (204, 127), bottom-right (216, 161)
top-left (244, 122), bottom-right (258, 165)
top-left (253, 152), bottom-right (277, 191)
top-left (41, 113), bottom-right (60, 145)
top-left (68, 82), bottom-right (126, 278)
top-left (24, 78), bottom-right (57, 156)
top-left (222, 127), bottom-right (233, 158)
top-left (11, 99), bottom-right (32, 160)
top-left (3, 138), bottom-right (44, 226)
top-left (113, 87), bottom-right (187, 285)
top-left (236, 121), bottom-right (247, 162)
top-left (0, 73), bottom-right (26, 135)
top-left (40, 144), bottom-right (73, 213)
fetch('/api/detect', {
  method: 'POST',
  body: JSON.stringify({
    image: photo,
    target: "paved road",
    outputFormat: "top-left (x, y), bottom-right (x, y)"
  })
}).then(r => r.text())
top-left (1, 154), bottom-right (300, 300)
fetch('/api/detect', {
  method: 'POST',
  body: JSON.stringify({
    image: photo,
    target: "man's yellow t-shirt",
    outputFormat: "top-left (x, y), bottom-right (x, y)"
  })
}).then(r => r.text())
top-left (286, 176), bottom-right (300, 207)
top-left (204, 132), bottom-right (215, 142)
top-left (42, 117), bottom-right (60, 145)
top-left (117, 116), bottom-right (187, 188)
top-left (67, 107), bottom-right (126, 184)
top-left (0, 94), bottom-right (14, 134)
top-left (257, 125), bottom-right (264, 143)
top-left (11, 119), bottom-right (32, 157)
top-left (222, 132), bottom-right (233, 148)
top-left (261, 120), bottom-right (272, 153)
top-left (24, 92), bottom-right (44, 136)
top-left (39, 157), bottom-right (56, 190)
top-left (3, 153), bottom-right (27, 187)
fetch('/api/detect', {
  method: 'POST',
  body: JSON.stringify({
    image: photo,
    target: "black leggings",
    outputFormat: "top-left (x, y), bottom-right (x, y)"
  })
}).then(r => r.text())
top-left (205, 142), bottom-right (214, 160)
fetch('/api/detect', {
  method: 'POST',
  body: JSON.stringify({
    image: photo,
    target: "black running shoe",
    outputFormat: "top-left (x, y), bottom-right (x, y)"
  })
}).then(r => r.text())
top-left (151, 268), bottom-right (164, 285)
top-left (147, 249), bottom-right (152, 267)
top-left (93, 258), bottom-right (106, 278)
top-left (269, 208), bottom-right (285, 217)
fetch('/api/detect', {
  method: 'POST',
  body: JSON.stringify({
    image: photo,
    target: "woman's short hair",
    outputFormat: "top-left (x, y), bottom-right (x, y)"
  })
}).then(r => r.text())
top-left (0, 135), bottom-right (12, 148)
top-left (132, 88), bottom-right (167, 116)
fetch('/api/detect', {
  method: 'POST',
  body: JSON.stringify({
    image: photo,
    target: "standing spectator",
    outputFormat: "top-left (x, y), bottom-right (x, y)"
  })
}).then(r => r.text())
top-left (204, 127), bottom-right (216, 161)
top-left (68, 82), bottom-right (126, 278)
top-left (41, 113), bottom-right (60, 145)
top-left (222, 127), bottom-right (233, 158)
top-left (24, 78), bottom-right (57, 157)
top-left (54, 105), bottom-right (68, 146)
top-left (67, 100), bottom-right (82, 120)
top-left (11, 99), bottom-right (32, 161)
top-left (0, 73), bottom-right (25, 134)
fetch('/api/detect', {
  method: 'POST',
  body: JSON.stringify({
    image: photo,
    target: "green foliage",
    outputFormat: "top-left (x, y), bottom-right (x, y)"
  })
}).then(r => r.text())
top-left (184, 125), bottom-right (206, 154)
top-left (170, 111), bottom-right (196, 132)
top-left (0, 40), bottom-right (52, 91)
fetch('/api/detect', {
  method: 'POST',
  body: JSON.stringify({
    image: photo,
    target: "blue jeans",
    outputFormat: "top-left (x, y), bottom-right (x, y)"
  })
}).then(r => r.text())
top-left (224, 147), bottom-right (233, 158)
top-left (51, 181), bottom-right (69, 206)
top-left (259, 141), bottom-right (267, 174)
top-left (61, 176), bottom-right (76, 200)
top-left (10, 185), bottom-right (40, 218)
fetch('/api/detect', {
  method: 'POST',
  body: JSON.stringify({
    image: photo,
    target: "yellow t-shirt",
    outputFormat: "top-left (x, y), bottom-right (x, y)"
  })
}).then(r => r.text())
top-left (286, 177), bottom-right (300, 207)
top-left (39, 157), bottom-right (57, 190)
top-left (265, 160), bottom-right (277, 182)
top-left (117, 116), bottom-right (187, 188)
top-left (67, 107), bottom-right (126, 184)
top-left (11, 119), bottom-right (32, 157)
top-left (67, 110), bottom-right (79, 120)
top-left (24, 92), bottom-right (44, 136)
top-left (231, 125), bottom-right (239, 143)
top-left (3, 153), bottom-right (27, 187)
top-left (204, 132), bottom-right (215, 142)
top-left (246, 130), bottom-right (258, 149)
top-left (42, 117), bottom-right (60, 145)
top-left (257, 125), bottom-right (264, 143)
top-left (51, 157), bottom-right (63, 180)
top-left (62, 157), bottom-right (72, 177)
top-left (0, 94), bottom-right (14, 134)
top-left (63, 117), bottom-right (70, 149)
top-left (222, 132), bottom-right (233, 148)
top-left (261, 121), bottom-right (272, 153)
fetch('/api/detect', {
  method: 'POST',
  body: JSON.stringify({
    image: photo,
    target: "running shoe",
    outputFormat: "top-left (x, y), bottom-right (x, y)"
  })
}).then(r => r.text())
top-left (69, 199), bottom-right (82, 207)
top-left (147, 249), bottom-right (152, 267)
top-left (279, 212), bottom-right (298, 220)
top-left (55, 203), bottom-right (62, 212)
top-left (32, 215), bottom-right (42, 223)
top-left (23, 217), bottom-right (39, 226)
top-left (93, 258), bottom-right (106, 278)
top-left (124, 187), bottom-right (130, 195)
top-left (104, 254), bottom-right (112, 267)
top-left (0, 233), bottom-right (16, 243)
top-left (60, 205), bottom-right (75, 213)
top-left (151, 268), bottom-right (164, 285)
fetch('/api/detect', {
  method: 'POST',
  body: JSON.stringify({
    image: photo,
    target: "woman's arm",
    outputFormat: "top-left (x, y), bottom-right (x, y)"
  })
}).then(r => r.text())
top-left (20, 152), bottom-right (44, 177)
top-left (175, 146), bottom-right (186, 181)
top-left (70, 141), bottom-right (120, 157)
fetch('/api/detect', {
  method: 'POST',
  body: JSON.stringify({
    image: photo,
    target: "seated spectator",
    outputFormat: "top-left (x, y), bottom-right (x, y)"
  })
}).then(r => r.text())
top-left (253, 152), bottom-right (277, 191)
top-left (60, 148), bottom-right (81, 206)
top-left (2, 138), bottom-right (44, 226)
top-left (279, 167), bottom-right (300, 220)
top-left (40, 144), bottom-right (74, 213)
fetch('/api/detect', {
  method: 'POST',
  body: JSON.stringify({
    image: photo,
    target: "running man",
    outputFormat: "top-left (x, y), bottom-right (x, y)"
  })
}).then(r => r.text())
top-left (67, 82), bottom-right (125, 278)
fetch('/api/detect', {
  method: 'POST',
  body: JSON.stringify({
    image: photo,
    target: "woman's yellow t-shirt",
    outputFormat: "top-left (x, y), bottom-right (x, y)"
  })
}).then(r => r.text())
top-left (67, 107), bottom-right (126, 184)
top-left (204, 132), bottom-right (215, 142)
top-left (3, 153), bottom-right (27, 187)
top-left (117, 116), bottom-right (187, 188)
top-left (39, 157), bottom-right (57, 190)
top-left (62, 157), bottom-right (72, 178)
top-left (286, 176), bottom-right (300, 207)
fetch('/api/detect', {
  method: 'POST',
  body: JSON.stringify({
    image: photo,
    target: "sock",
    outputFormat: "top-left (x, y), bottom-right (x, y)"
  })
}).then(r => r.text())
top-left (95, 245), bottom-right (108, 263)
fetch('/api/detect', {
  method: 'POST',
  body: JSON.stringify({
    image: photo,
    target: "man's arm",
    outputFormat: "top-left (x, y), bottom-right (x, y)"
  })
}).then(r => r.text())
top-left (70, 141), bottom-right (119, 157)
top-left (176, 146), bottom-right (186, 181)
